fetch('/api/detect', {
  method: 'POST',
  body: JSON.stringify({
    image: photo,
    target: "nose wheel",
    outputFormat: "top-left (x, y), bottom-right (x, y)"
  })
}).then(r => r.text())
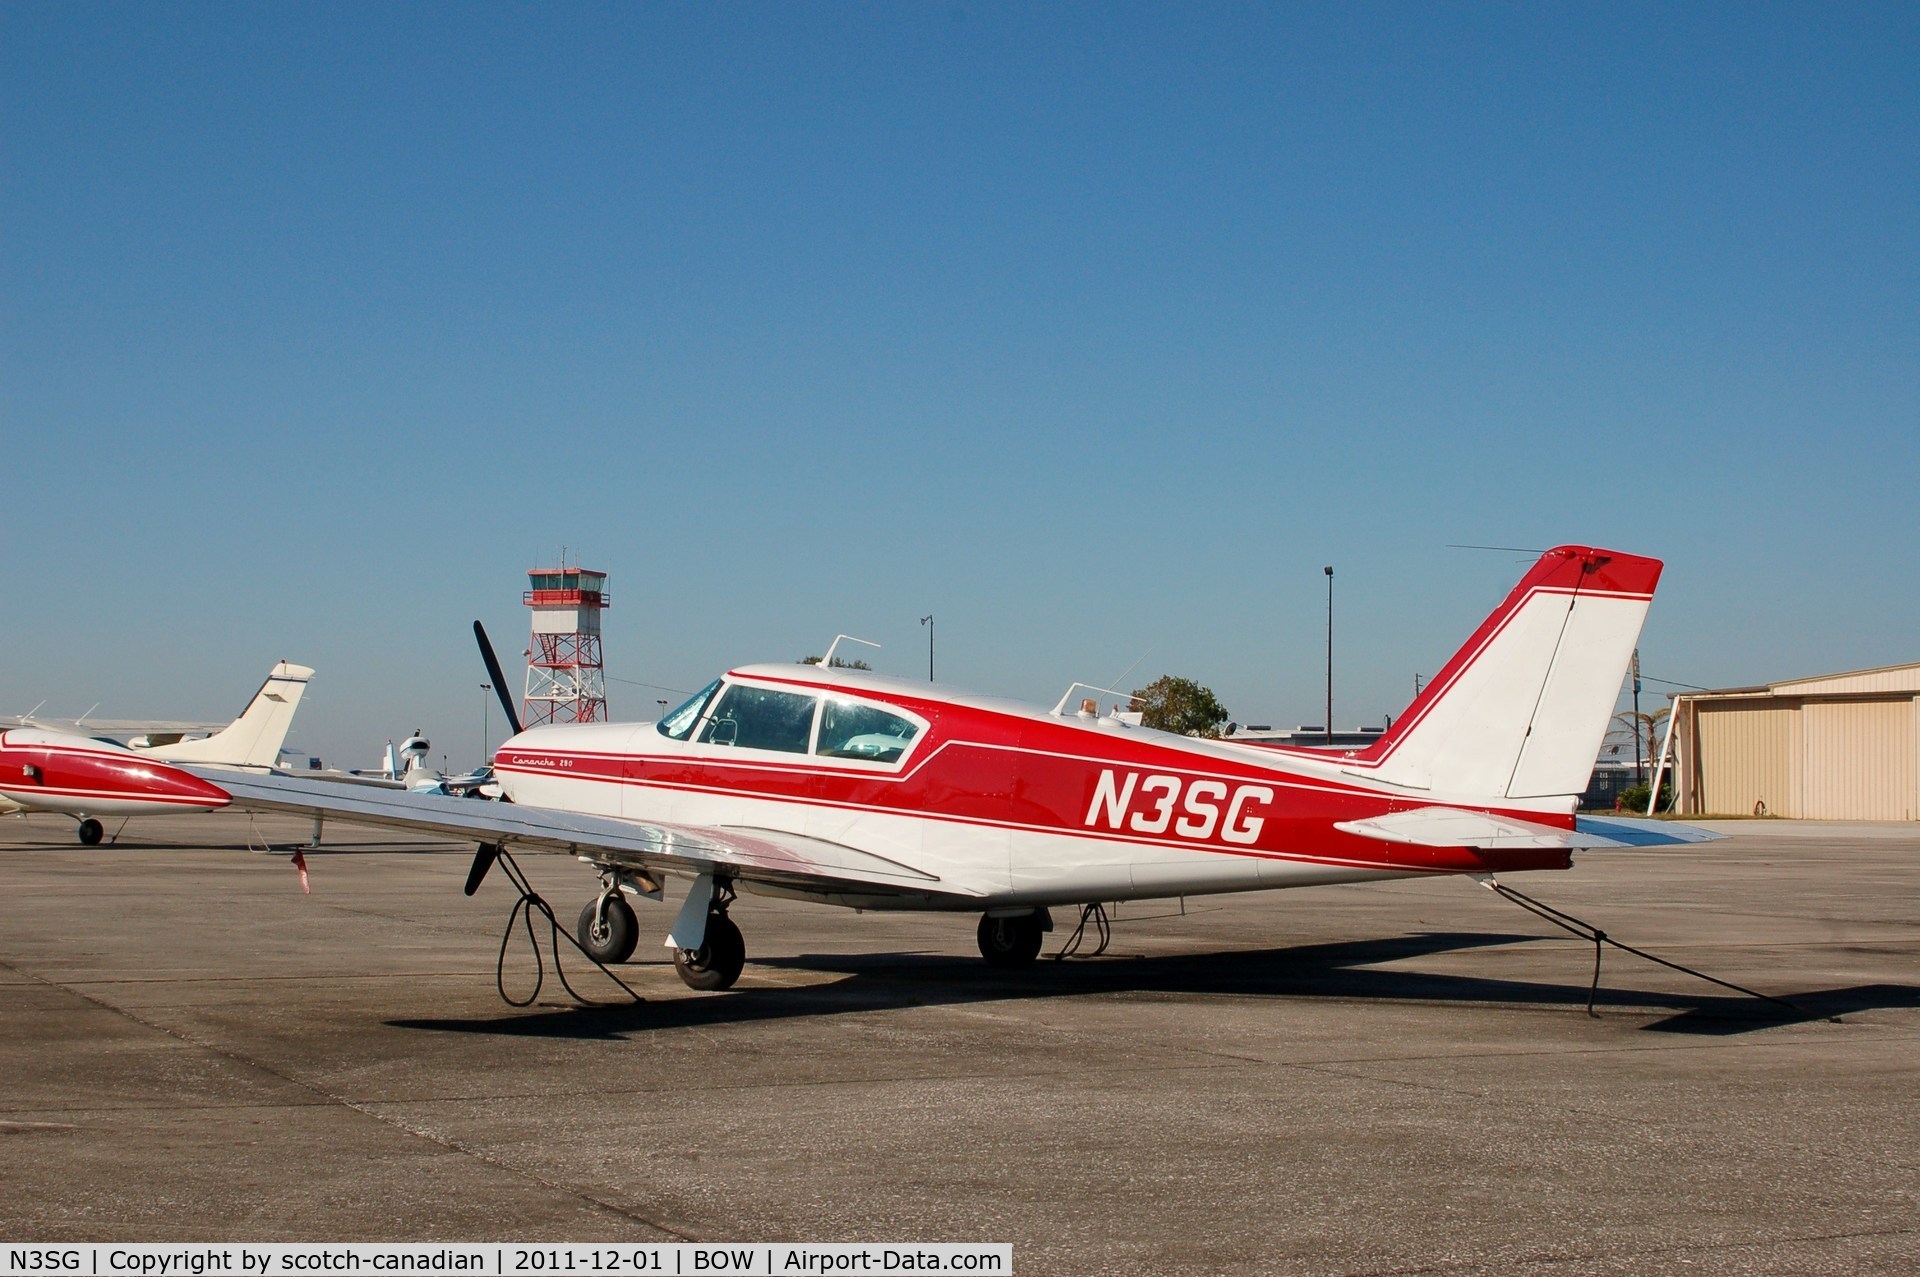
top-left (77, 818), bottom-right (104, 846)
top-left (575, 894), bottom-right (639, 965)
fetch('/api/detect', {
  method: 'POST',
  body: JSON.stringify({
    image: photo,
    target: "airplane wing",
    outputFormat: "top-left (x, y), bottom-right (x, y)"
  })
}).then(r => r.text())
top-left (0, 717), bottom-right (226, 738)
top-left (1334, 807), bottom-right (1722, 852)
top-left (198, 769), bottom-right (979, 902)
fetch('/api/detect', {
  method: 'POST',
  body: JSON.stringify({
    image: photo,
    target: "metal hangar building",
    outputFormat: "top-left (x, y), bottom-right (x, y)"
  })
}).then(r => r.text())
top-left (1667, 662), bottom-right (1920, 821)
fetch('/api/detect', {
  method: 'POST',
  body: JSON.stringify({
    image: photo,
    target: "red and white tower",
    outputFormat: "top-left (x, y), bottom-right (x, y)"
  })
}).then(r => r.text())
top-left (522, 565), bottom-right (609, 727)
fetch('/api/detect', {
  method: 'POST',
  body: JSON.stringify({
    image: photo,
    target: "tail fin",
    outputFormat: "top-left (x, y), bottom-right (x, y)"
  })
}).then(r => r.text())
top-left (1346, 547), bottom-right (1661, 803)
top-left (143, 662), bottom-right (315, 768)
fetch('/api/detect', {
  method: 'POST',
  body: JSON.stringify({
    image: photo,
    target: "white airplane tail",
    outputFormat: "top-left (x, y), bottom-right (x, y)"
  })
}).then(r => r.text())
top-left (144, 662), bottom-right (315, 768)
top-left (1342, 547), bottom-right (1662, 805)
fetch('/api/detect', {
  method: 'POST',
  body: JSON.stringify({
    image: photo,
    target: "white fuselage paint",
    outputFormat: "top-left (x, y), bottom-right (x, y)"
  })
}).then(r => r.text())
top-left (502, 734), bottom-right (1409, 910)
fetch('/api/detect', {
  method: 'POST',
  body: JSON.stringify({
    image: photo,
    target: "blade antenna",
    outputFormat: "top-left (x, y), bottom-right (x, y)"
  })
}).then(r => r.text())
top-left (819, 634), bottom-right (881, 668)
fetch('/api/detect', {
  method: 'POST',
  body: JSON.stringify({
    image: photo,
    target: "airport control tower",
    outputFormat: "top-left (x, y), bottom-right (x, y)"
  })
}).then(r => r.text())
top-left (522, 565), bottom-right (609, 726)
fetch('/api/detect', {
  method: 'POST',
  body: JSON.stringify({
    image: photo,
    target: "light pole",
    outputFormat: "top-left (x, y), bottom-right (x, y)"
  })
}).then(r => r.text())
top-left (480, 683), bottom-right (490, 765)
top-left (1323, 566), bottom-right (1334, 746)
top-left (920, 614), bottom-right (934, 681)
top-left (1631, 648), bottom-right (1644, 783)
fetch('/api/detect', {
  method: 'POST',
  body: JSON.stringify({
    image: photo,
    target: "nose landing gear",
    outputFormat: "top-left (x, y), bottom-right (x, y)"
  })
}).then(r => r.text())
top-left (575, 893), bottom-right (639, 965)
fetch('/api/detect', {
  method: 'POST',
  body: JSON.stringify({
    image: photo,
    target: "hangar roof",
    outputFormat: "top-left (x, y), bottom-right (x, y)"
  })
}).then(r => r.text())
top-left (1679, 662), bottom-right (1920, 702)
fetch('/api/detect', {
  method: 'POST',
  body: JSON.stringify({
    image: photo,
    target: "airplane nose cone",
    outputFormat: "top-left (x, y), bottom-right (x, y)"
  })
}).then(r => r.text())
top-left (0, 736), bottom-right (231, 810)
top-left (138, 761), bottom-right (234, 808)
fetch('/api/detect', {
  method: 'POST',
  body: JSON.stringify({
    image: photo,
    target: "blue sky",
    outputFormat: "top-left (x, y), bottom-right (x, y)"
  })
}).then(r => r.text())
top-left (4, 2), bottom-right (1915, 770)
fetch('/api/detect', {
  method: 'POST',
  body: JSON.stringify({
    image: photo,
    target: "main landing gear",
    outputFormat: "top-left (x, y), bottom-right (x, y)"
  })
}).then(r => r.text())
top-left (672, 879), bottom-right (745, 991)
top-left (977, 908), bottom-right (1052, 968)
top-left (673, 911), bottom-right (745, 991)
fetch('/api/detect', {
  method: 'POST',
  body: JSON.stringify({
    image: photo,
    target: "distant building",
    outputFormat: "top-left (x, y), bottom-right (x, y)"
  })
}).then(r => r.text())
top-left (1580, 759), bottom-right (1642, 812)
top-left (1667, 662), bottom-right (1920, 820)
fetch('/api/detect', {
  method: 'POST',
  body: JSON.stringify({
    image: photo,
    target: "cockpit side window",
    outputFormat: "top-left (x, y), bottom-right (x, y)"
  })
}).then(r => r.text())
top-left (697, 684), bottom-right (819, 754)
top-left (815, 699), bottom-right (921, 764)
top-left (657, 679), bottom-right (723, 741)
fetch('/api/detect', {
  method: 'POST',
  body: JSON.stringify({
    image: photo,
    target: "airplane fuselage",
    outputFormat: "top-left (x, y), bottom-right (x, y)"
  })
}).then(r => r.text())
top-left (493, 667), bottom-right (1577, 911)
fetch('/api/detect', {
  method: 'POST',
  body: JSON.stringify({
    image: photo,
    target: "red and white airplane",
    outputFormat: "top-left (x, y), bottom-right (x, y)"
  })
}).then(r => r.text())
top-left (0, 662), bottom-right (313, 843)
top-left (200, 545), bottom-right (1712, 988)
top-left (15, 548), bottom-right (1713, 990)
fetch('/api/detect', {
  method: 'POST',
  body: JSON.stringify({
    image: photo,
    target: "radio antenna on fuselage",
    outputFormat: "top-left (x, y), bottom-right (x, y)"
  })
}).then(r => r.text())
top-left (1050, 682), bottom-right (1137, 719)
top-left (1107, 646), bottom-right (1155, 694)
top-left (819, 635), bottom-right (882, 669)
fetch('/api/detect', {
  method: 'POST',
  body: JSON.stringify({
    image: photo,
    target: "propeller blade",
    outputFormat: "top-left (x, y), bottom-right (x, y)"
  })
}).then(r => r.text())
top-left (464, 842), bottom-right (500, 896)
top-left (474, 621), bottom-right (524, 737)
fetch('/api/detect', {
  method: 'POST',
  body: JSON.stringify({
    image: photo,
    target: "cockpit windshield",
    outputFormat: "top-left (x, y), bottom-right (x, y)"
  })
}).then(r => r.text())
top-left (658, 677), bottom-right (924, 768)
top-left (698, 684), bottom-right (818, 752)
top-left (657, 679), bottom-right (723, 741)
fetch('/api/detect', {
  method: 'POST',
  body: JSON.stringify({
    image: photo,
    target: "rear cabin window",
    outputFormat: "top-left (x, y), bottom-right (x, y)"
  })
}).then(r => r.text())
top-left (698, 684), bottom-right (818, 754)
top-left (816, 699), bottom-right (920, 764)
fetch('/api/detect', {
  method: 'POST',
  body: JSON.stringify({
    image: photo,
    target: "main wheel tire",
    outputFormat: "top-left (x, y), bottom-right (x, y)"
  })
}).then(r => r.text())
top-left (77, 818), bottom-right (104, 846)
top-left (977, 911), bottom-right (1046, 968)
top-left (673, 913), bottom-right (745, 991)
top-left (575, 895), bottom-right (639, 965)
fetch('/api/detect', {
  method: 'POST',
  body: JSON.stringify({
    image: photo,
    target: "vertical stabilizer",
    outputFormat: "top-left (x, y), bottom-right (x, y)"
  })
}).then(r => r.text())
top-left (1344, 548), bottom-right (1661, 803)
top-left (144, 662), bottom-right (315, 768)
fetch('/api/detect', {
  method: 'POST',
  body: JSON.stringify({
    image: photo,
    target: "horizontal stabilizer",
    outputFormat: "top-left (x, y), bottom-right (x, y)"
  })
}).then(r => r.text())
top-left (1570, 815), bottom-right (1724, 848)
top-left (1336, 807), bottom-right (1722, 851)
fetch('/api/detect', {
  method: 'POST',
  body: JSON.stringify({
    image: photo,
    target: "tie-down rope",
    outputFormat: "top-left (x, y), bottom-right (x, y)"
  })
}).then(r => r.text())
top-left (1481, 878), bottom-right (1830, 1021)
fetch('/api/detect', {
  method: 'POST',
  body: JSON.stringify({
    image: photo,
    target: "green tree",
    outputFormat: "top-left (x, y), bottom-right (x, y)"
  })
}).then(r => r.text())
top-left (1612, 707), bottom-right (1671, 775)
top-left (1618, 778), bottom-right (1674, 814)
top-left (1131, 675), bottom-right (1229, 738)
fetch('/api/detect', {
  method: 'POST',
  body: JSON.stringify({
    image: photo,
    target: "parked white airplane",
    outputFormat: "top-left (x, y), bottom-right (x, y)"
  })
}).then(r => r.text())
top-left (0, 662), bottom-right (314, 843)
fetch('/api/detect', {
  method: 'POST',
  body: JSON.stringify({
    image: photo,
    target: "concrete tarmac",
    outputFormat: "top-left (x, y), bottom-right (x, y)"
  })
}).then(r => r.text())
top-left (2, 812), bottom-right (1916, 1274)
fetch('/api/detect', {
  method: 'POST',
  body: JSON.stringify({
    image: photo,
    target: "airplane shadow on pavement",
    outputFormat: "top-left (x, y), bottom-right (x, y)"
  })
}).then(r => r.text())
top-left (387, 930), bottom-right (1920, 1042)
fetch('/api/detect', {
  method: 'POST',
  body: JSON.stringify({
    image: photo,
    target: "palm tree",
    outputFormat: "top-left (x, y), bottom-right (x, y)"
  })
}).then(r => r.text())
top-left (1611, 707), bottom-right (1671, 782)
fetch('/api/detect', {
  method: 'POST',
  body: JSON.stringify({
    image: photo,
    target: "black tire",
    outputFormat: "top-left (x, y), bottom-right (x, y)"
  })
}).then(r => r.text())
top-left (977, 911), bottom-right (1046, 968)
top-left (575, 895), bottom-right (639, 965)
top-left (673, 913), bottom-right (745, 991)
top-left (77, 819), bottom-right (104, 846)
